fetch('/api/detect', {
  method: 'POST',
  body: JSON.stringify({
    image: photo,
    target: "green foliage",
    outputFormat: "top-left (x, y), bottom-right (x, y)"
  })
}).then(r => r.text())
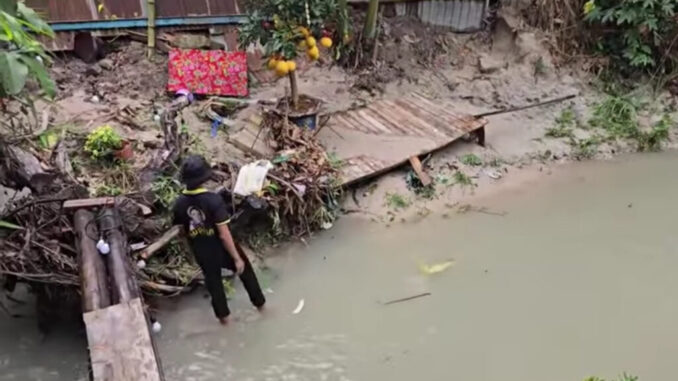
top-left (238, 0), bottom-right (345, 60)
top-left (84, 125), bottom-right (122, 161)
top-left (569, 135), bottom-right (602, 160)
top-left (587, 94), bottom-right (673, 151)
top-left (453, 171), bottom-right (473, 186)
top-left (385, 192), bottom-right (410, 210)
top-left (0, 219), bottom-right (22, 230)
top-left (589, 95), bottom-right (640, 138)
top-left (95, 184), bottom-right (123, 197)
top-left (460, 153), bottom-right (483, 166)
top-left (0, 1), bottom-right (55, 97)
top-left (152, 176), bottom-right (182, 210)
top-left (636, 113), bottom-right (673, 151)
top-left (585, 0), bottom-right (678, 71)
top-left (546, 107), bottom-right (577, 138)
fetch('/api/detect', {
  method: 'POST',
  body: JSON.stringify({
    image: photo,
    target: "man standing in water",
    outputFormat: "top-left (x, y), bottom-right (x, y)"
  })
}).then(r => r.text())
top-left (172, 155), bottom-right (266, 325)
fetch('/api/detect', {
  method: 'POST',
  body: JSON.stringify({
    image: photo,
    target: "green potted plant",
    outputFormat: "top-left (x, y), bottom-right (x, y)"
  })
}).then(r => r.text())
top-left (84, 125), bottom-right (132, 162)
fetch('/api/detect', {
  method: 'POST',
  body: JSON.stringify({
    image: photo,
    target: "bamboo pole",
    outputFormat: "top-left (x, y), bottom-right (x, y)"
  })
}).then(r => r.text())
top-left (363, 0), bottom-right (379, 40)
top-left (147, 0), bottom-right (156, 59)
top-left (100, 209), bottom-right (138, 303)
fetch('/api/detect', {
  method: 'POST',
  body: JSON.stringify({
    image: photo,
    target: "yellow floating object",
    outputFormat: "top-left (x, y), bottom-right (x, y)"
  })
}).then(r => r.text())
top-left (419, 260), bottom-right (455, 275)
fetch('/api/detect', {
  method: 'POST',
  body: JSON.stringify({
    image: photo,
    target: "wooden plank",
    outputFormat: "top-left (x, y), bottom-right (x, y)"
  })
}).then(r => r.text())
top-left (63, 197), bottom-right (115, 210)
top-left (408, 156), bottom-right (432, 186)
top-left (101, 209), bottom-right (138, 304)
top-left (83, 298), bottom-right (163, 381)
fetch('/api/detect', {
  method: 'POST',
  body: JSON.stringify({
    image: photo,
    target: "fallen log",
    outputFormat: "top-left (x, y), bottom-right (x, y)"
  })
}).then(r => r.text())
top-left (74, 209), bottom-right (111, 312)
top-left (138, 225), bottom-right (181, 260)
top-left (100, 209), bottom-right (138, 303)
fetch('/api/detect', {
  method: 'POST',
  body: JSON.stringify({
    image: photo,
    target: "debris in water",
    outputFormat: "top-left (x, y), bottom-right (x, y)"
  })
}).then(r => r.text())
top-left (485, 170), bottom-right (502, 180)
top-left (293, 299), bottom-right (305, 314)
top-left (151, 321), bottom-right (162, 333)
top-left (383, 292), bottom-right (431, 305)
top-left (419, 260), bottom-right (455, 275)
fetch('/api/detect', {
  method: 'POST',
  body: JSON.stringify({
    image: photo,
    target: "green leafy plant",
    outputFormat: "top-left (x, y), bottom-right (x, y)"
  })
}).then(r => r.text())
top-left (453, 171), bottom-right (473, 187)
top-left (84, 125), bottom-right (123, 161)
top-left (385, 192), bottom-right (410, 210)
top-left (152, 176), bottom-right (182, 210)
top-left (589, 95), bottom-right (640, 138)
top-left (238, 0), bottom-right (344, 107)
top-left (460, 153), bottom-right (483, 166)
top-left (636, 113), bottom-right (673, 151)
top-left (569, 135), bottom-right (602, 160)
top-left (584, 0), bottom-right (678, 70)
top-left (0, 1), bottom-right (55, 97)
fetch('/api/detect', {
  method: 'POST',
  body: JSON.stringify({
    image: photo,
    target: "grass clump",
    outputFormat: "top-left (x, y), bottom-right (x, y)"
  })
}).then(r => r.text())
top-left (546, 107), bottom-right (577, 139)
top-left (385, 192), bottom-right (410, 210)
top-left (460, 153), bottom-right (483, 166)
top-left (569, 135), bottom-right (602, 161)
top-left (453, 171), bottom-right (473, 187)
top-left (152, 176), bottom-right (183, 210)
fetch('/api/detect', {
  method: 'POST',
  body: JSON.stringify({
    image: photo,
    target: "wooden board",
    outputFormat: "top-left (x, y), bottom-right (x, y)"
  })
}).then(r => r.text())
top-left (83, 298), bottom-right (162, 381)
top-left (228, 93), bottom-right (488, 187)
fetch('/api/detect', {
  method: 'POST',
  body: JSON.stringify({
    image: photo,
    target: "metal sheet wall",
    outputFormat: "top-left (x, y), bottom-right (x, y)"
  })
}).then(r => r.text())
top-left (25, 0), bottom-right (240, 23)
top-left (395, 0), bottom-right (488, 32)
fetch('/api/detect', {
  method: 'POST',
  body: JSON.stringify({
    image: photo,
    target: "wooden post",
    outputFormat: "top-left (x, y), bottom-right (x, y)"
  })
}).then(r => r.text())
top-left (147, 0), bottom-right (156, 59)
top-left (74, 209), bottom-right (111, 312)
top-left (288, 71), bottom-right (299, 109)
top-left (100, 209), bottom-right (138, 303)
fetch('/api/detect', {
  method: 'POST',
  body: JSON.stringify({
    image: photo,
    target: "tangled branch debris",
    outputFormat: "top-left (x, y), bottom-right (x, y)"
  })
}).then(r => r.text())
top-left (263, 110), bottom-right (341, 236)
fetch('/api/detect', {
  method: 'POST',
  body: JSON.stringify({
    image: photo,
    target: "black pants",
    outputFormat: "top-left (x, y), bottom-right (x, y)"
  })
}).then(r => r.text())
top-left (196, 243), bottom-right (265, 318)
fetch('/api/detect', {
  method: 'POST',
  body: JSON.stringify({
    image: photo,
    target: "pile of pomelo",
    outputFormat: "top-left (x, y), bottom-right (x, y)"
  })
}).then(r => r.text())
top-left (267, 26), bottom-right (333, 77)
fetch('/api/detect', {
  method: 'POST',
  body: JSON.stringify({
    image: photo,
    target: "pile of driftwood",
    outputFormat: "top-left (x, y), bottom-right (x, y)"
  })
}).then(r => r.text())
top-left (262, 110), bottom-right (341, 236)
top-left (0, 94), bottom-right (343, 318)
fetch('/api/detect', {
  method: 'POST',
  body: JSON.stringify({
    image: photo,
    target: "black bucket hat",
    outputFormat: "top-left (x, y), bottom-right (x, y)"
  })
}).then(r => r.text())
top-left (180, 155), bottom-right (212, 189)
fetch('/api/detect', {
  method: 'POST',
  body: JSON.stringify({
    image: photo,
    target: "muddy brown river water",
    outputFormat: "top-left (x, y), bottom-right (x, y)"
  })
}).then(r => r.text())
top-left (2, 152), bottom-right (678, 381)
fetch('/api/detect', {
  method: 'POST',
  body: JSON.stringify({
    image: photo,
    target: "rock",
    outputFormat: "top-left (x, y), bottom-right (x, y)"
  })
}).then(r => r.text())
top-left (85, 65), bottom-right (102, 77)
top-left (98, 58), bottom-right (114, 71)
top-left (478, 54), bottom-right (504, 74)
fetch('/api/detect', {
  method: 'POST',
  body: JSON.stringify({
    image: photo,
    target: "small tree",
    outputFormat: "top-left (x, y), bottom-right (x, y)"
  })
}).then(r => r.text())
top-left (239, 0), bottom-right (339, 109)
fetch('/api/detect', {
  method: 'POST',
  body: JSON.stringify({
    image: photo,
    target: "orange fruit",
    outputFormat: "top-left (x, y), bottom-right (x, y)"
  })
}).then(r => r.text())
top-left (306, 36), bottom-right (316, 48)
top-left (275, 60), bottom-right (290, 76)
top-left (267, 58), bottom-right (278, 70)
top-left (298, 26), bottom-right (310, 37)
top-left (320, 37), bottom-right (333, 48)
top-left (307, 46), bottom-right (319, 60)
top-left (287, 60), bottom-right (297, 72)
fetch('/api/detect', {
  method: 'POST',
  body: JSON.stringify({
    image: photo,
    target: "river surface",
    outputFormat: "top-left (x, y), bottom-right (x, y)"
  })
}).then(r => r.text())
top-left (3, 152), bottom-right (678, 381)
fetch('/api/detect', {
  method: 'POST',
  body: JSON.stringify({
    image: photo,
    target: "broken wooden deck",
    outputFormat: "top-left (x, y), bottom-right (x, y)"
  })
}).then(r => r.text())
top-left (229, 93), bottom-right (488, 187)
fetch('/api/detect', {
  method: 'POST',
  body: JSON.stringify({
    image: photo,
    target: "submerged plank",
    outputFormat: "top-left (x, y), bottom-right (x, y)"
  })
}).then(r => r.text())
top-left (84, 298), bottom-right (162, 381)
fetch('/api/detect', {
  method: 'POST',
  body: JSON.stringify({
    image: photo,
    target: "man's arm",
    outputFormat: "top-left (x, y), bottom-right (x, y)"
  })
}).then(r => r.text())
top-left (212, 194), bottom-right (245, 274)
top-left (217, 223), bottom-right (244, 274)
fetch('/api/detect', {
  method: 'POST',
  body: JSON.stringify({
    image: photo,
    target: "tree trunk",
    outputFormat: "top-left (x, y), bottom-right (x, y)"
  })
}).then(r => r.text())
top-left (100, 209), bottom-right (138, 304)
top-left (289, 71), bottom-right (299, 110)
top-left (364, 0), bottom-right (379, 40)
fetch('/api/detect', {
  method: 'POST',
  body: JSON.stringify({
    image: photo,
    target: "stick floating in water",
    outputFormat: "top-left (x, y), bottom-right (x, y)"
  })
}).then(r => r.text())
top-left (383, 292), bottom-right (432, 306)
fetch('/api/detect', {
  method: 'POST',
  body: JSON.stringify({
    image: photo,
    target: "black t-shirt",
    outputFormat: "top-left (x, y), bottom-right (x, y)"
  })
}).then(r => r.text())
top-left (172, 188), bottom-right (231, 257)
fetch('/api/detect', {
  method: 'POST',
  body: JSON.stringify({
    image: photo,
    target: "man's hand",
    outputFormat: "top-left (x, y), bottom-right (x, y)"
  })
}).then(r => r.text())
top-left (234, 257), bottom-right (245, 275)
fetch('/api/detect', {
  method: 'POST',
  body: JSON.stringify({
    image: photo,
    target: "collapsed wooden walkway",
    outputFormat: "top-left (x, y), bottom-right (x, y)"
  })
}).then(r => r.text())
top-left (229, 93), bottom-right (488, 187)
top-left (72, 205), bottom-right (163, 381)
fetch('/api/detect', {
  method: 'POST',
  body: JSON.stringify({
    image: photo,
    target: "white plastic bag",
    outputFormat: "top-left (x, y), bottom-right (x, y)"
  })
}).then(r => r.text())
top-left (233, 160), bottom-right (274, 196)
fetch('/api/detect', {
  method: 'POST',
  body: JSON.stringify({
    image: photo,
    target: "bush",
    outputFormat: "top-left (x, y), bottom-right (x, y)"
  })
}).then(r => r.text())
top-left (584, 0), bottom-right (678, 71)
top-left (84, 125), bottom-right (122, 161)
